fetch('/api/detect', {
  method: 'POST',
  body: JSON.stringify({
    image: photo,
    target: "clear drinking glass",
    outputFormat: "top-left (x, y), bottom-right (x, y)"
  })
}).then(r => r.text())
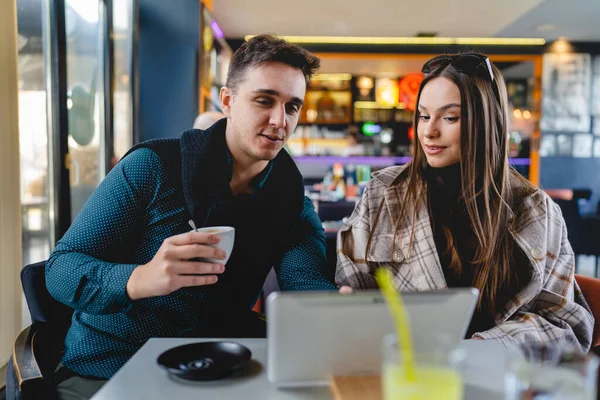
top-left (381, 333), bottom-right (466, 400)
top-left (505, 342), bottom-right (599, 400)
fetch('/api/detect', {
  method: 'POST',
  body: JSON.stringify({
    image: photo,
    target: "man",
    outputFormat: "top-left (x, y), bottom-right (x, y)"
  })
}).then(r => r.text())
top-left (46, 34), bottom-right (342, 399)
top-left (193, 111), bottom-right (225, 129)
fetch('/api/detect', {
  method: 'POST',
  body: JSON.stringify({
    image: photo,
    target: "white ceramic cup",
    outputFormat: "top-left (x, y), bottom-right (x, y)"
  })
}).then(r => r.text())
top-left (192, 226), bottom-right (235, 264)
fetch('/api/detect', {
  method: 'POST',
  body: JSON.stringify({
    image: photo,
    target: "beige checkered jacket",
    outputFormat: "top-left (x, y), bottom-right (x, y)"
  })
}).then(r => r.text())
top-left (336, 164), bottom-right (594, 352)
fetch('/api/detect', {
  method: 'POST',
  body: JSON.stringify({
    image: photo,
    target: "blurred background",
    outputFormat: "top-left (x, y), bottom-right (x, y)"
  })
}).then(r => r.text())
top-left (2, 0), bottom-right (600, 377)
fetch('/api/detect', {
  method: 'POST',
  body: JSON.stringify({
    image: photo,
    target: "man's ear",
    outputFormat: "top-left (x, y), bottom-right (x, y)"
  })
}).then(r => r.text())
top-left (220, 87), bottom-right (233, 117)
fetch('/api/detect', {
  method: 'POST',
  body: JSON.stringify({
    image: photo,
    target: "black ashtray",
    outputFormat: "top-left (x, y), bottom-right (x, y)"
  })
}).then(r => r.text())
top-left (157, 341), bottom-right (252, 381)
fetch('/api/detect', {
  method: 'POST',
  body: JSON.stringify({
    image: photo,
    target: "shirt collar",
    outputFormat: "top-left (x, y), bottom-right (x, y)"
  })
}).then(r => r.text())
top-left (224, 145), bottom-right (274, 193)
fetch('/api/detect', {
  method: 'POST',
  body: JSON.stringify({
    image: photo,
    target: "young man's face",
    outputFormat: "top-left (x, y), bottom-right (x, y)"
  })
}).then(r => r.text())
top-left (220, 61), bottom-right (306, 162)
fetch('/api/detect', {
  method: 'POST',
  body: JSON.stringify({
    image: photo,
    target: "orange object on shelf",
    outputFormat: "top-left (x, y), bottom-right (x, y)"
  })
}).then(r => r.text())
top-left (398, 73), bottom-right (424, 112)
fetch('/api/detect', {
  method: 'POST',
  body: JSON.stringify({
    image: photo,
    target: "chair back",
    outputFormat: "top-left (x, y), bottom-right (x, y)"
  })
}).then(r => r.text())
top-left (575, 274), bottom-right (600, 349)
top-left (572, 188), bottom-right (592, 201)
top-left (6, 261), bottom-right (74, 400)
top-left (554, 199), bottom-right (584, 254)
top-left (21, 260), bottom-right (73, 329)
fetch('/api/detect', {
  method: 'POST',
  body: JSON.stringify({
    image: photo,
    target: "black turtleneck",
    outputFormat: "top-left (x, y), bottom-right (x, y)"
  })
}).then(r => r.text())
top-left (425, 163), bottom-right (532, 338)
top-left (425, 163), bottom-right (496, 338)
top-left (425, 163), bottom-right (474, 285)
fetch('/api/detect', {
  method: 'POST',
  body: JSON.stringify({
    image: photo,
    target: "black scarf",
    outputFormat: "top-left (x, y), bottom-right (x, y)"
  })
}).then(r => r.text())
top-left (425, 163), bottom-right (495, 337)
top-left (124, 119), bottom-right (305, 309)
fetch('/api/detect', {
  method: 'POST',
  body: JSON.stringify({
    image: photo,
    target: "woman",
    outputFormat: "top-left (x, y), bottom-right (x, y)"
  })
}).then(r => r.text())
top-left (336, 54), bottom-right (593, 351)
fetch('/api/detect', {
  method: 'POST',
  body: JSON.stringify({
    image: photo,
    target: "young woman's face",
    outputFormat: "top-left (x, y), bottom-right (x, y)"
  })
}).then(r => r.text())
top-left (417, 77), bottom-right (462, 168)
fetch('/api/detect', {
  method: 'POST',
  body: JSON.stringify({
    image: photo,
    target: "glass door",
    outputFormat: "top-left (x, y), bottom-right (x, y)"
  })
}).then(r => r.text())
top-left (112, 0), bottom-right (136, 162)
top-left (64, 0), bottom-right (108, 220)
top-left (19, 0), bottom-right (135, 257)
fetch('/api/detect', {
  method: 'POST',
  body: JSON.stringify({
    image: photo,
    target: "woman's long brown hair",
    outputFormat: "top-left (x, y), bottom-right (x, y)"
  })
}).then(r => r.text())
top-left (352, 58), bottom-right (536, 313)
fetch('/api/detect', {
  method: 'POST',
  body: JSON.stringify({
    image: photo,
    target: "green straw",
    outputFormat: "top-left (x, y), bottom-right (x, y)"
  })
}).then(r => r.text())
top-left (375, 267), bottom-right (417, 382)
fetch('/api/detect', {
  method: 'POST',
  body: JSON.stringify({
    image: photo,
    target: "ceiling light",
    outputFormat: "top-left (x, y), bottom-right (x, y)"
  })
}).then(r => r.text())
top-left (551, 37), bottom-right (572, 53)
top-left (245, 35), bottom-right (546, 46)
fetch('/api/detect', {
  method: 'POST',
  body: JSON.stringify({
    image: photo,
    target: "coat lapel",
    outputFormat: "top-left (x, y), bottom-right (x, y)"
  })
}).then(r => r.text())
top-left (496, 193), bottom-right (547, 322)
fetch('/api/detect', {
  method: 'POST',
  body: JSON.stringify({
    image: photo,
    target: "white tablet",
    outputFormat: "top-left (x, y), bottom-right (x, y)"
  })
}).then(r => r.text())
top-left (267, 288), bottom-right (479, 387)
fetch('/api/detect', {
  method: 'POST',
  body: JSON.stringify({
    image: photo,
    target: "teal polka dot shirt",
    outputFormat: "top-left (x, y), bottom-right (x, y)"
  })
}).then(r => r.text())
top-left (46, 147), bottom-right (336, 379)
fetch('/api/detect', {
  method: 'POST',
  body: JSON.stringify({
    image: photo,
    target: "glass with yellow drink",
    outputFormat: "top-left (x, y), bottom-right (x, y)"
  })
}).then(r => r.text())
top-left (381, 334), bottom-right (465, 400)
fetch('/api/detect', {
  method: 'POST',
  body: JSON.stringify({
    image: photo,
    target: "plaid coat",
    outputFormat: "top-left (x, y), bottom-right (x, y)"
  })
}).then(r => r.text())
top-left (336, 164), bottom-right (594, 352)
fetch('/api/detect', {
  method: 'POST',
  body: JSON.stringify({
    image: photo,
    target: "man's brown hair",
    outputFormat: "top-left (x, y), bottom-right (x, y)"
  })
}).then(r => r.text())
top-left (226, 34), bottom-right (320, 93)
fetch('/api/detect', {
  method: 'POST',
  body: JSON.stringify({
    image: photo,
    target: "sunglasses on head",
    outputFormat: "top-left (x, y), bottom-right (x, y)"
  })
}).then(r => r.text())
top-left (421, 54), bottom-right (495, 82)
top-left (422, 54), bottom-right (501, 102)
